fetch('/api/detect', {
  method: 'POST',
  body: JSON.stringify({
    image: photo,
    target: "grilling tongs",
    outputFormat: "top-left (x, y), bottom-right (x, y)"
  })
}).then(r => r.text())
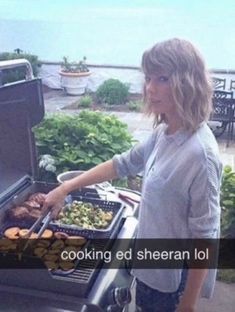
top-left (21, 209), bottom-right (52, 252)
top-left (24, 210), bottom-right (52, 239)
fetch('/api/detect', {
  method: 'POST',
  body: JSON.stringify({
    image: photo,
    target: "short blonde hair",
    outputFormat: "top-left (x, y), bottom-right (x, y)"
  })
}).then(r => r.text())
top-left (142, 38), bottom-right (213, 132)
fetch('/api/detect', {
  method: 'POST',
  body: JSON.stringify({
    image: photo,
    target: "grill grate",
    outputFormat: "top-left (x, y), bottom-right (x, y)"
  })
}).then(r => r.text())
top-left (0, 200), bottom-right (124, 296)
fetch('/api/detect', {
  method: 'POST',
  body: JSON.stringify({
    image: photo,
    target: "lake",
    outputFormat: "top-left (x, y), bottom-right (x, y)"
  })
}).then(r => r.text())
top-left (1, 0), bottom-right (235, 69)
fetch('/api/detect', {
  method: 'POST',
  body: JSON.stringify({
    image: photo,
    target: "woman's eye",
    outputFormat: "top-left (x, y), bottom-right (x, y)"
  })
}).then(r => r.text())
top-left (158, 76), bottom-right (169, 82)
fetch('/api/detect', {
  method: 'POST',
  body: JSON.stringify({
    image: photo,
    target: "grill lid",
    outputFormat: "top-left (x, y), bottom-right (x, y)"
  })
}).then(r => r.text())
top-left (0, 78), bottom-right (44, 201)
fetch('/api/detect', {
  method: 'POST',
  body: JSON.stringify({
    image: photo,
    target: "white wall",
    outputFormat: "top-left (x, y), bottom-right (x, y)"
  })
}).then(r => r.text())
top-left (39, 63), bottom-right (235, 94)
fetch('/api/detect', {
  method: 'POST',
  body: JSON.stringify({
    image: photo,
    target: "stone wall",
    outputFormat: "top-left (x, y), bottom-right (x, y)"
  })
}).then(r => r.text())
top-left (39, 62), bottom-right (235, 94)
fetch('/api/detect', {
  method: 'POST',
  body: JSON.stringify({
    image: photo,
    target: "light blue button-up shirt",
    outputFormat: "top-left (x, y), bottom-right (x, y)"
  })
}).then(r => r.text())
top-left (113, 122), bottom-right (222, 297)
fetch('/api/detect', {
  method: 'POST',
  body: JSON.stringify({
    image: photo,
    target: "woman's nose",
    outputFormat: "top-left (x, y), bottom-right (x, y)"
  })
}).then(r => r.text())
top-left (146, 80), bottom-right (156, 95)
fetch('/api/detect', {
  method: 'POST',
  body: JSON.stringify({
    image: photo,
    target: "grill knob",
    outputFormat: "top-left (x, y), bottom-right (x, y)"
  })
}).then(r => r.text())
top-left (109, 287), bottom-right (132, 307)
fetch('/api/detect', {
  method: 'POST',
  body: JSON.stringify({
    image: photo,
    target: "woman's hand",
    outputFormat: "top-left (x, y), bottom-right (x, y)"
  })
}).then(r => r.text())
top-left (43, 183), bottom-right (68, 218)
top-left (176, 297), bottom-right (196, 312)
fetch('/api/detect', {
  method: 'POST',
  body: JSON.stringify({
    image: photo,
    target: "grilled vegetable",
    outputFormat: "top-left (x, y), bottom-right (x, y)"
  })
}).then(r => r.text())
top-left (56, 201), bottom-right (113, 229)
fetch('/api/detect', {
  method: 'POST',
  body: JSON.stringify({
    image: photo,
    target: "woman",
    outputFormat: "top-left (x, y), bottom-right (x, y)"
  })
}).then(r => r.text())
top-left (43, 38), bottom-right (222, 311)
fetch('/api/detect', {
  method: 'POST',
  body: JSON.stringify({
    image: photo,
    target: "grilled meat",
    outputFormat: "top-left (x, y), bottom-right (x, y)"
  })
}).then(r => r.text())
top-left (8, 192), bottom-right (46, 222)
top-left (8, 206), bottom-right (29, 219)
top-left (28, 192), bottom-right (46, 206)
top-left (28, 209), bottom-right (41, 220)
top-left (23, 200), bottom-right (41, 210)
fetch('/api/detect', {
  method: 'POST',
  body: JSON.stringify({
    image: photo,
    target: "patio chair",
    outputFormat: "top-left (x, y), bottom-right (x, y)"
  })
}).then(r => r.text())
top-left (229, 79), bottom-right (235, 91)
top-left (212, 77), bottom-right (226, 90)
top-left (210, 90), bottom-right (234, 147)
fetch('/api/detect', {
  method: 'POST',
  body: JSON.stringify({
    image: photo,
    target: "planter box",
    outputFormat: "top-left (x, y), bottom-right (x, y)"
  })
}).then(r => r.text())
top-left (59, 71), bottom-right (91, 95)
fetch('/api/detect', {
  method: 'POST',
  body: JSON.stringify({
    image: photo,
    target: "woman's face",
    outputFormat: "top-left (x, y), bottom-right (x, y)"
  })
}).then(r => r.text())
top-left (144, 70), bottom-right (177, 118)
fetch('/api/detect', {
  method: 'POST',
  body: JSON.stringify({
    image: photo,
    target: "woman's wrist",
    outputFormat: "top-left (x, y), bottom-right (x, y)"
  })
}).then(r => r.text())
top-left (60, 181), bottom-right (72, 195)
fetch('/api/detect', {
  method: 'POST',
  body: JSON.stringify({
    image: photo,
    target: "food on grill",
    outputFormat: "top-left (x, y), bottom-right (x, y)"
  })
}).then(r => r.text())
top-left (44, 261), bottom-right (59, 270)
top-left (30, 232), bottom-right (87, 272)
top-left (19, 229), bottom-right (30, 237)
top-left (18, 229), bottom-right (38, 239)
top-left (0, 239), bottom-right (17, 252)
top-left (29, 233), bottom-right (38, 239)
top-left (63, 245), bottom-right (80, 254)
top-left (28, 192), bottom-right (46, 206)
top-left (9, 206), bottom-right (29, 219)
top-left (41, 229), bottom-right (53, 239)
top-left (4, 227), bottom-right (20, 239)
top-left (56, 201), bottom-right (114, 229)
top-left (34, 247), bottom-right (47, 258)
top-left (66, 236), bottom-right (87, 246)
top-left (48, 248), bottom-right (60, 255)
top-left (8, 192), bottom-right (46, 222)
top-left (51, 240), bottom-right (65, 249)
top-left (44, 254), bottom-right (58, 262)
top-left (54, 232), bottom-right (69, 239)
top-left (3, 227), bottom-right (52, 240)
top-left (28, 209), bottom-right (41, 219)
top-left (23, 200), bottom-right (41, 210)
top-left (59, 261), bottom-right (75, 271)
top-left (36, 240), bottom-right (51, 248)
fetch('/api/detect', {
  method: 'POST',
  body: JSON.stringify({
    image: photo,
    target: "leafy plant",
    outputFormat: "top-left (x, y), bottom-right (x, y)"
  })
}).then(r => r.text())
top-left (61, 56), bottom-right (89, 73)
top-left (127, 100), bottom-right (144, 111)
top-left (96, 79), bottom-right (129, 105)
top-left (38, 154), bottom-right (57, 182)
top-left (0, 51), bottom-right (41, 84)
top-left (78, 95), bottom-right (93, 108)
top-left (34, 111), bottom-right (133, 179)
top-left (220, 165), bottom-right (235, 237)
top-left (217, 269), bottom-right (235, 283)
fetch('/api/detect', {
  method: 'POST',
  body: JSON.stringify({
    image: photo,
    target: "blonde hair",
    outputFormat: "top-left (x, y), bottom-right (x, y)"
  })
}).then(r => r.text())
top-left (142, 38), bottom-right (213, 132)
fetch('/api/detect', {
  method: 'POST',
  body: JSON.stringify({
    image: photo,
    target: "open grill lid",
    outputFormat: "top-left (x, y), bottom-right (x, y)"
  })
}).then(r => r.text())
top-left (0, 60), bottom-right (44, 202)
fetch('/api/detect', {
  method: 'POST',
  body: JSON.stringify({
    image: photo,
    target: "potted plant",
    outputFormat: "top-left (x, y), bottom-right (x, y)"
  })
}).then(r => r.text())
top-left (59, 56), bottom-right (91, 95)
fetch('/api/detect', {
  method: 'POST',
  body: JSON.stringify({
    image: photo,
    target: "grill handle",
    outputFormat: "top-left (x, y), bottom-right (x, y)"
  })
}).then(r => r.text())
top-left (0, 58), bottom-right (34, 82)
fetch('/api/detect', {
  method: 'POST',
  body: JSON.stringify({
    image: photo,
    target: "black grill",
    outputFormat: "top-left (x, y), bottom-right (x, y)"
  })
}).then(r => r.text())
top-left (0, 188), bottom-right (125, 297)
top-left (0, 62), bottom-right (138, 311)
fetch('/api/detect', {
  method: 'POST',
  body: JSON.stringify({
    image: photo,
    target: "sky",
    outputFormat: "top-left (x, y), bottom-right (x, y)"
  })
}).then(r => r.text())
top-left (0, 0), bottom-right (235, 69)
top-left (1, 0), bottom-right (234, 22)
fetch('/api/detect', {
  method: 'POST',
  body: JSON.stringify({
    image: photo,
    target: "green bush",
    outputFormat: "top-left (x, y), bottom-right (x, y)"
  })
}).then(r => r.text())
top-left (127, 100), bottom-right (144, 111)
top-left (34, 111), bottom-right (133, 179)
top-left (220, 165), bottom-right (235, 237)
top-left (78, 95), bottom-right (93, 108)
top-left (0, 51), bottom-right (41, 84)
top-left (96, 79), bottom-right (129, 105)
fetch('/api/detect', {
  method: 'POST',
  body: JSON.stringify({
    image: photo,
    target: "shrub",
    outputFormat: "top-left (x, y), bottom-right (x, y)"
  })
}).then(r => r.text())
top-left (78, 95), bottom-right (93, 108)
top-left (127, 100), bottom-right (144, 111)
top-left (34, 111), bottom-right (133, 179)
top-left (96, 79), bottom-right (129, 105)
top-left (0, 51), bottom-right (41, 84)
top-left (61, 56), bottom-right (89, 73)
top-left (220, 165), bottom-right (235, 237)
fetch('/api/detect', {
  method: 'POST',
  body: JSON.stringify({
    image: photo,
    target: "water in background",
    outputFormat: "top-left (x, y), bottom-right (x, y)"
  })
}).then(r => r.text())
top-left (1, 0), bottom-right (235, 69)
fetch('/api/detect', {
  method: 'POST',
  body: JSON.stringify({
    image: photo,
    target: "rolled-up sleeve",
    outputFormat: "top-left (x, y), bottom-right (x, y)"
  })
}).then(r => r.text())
top-left (188, 152), bottom-right (222, 238)
top-left (112, 131), bottom-right (157, 178)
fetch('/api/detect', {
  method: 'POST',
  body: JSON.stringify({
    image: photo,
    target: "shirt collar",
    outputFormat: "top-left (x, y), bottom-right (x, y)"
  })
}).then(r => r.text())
top-left (162, 125), bottom-right (191, 146)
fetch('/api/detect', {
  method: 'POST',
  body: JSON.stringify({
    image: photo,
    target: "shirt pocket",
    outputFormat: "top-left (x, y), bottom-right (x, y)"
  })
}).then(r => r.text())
top-left (143, 171), bottom-right (168, 197)
top-left (143, 168), bottom-right (188, 211)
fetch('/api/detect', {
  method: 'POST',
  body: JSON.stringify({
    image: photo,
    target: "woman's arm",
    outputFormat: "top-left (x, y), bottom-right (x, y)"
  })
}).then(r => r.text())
top-left (62, 159), bottom-right (117, 194)
top-left (43, 130), bottom-right (158, 216)
top-left (43, 159), bottom-right (117, 216)
top-left (176, 269), bottom-right (208, 311)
